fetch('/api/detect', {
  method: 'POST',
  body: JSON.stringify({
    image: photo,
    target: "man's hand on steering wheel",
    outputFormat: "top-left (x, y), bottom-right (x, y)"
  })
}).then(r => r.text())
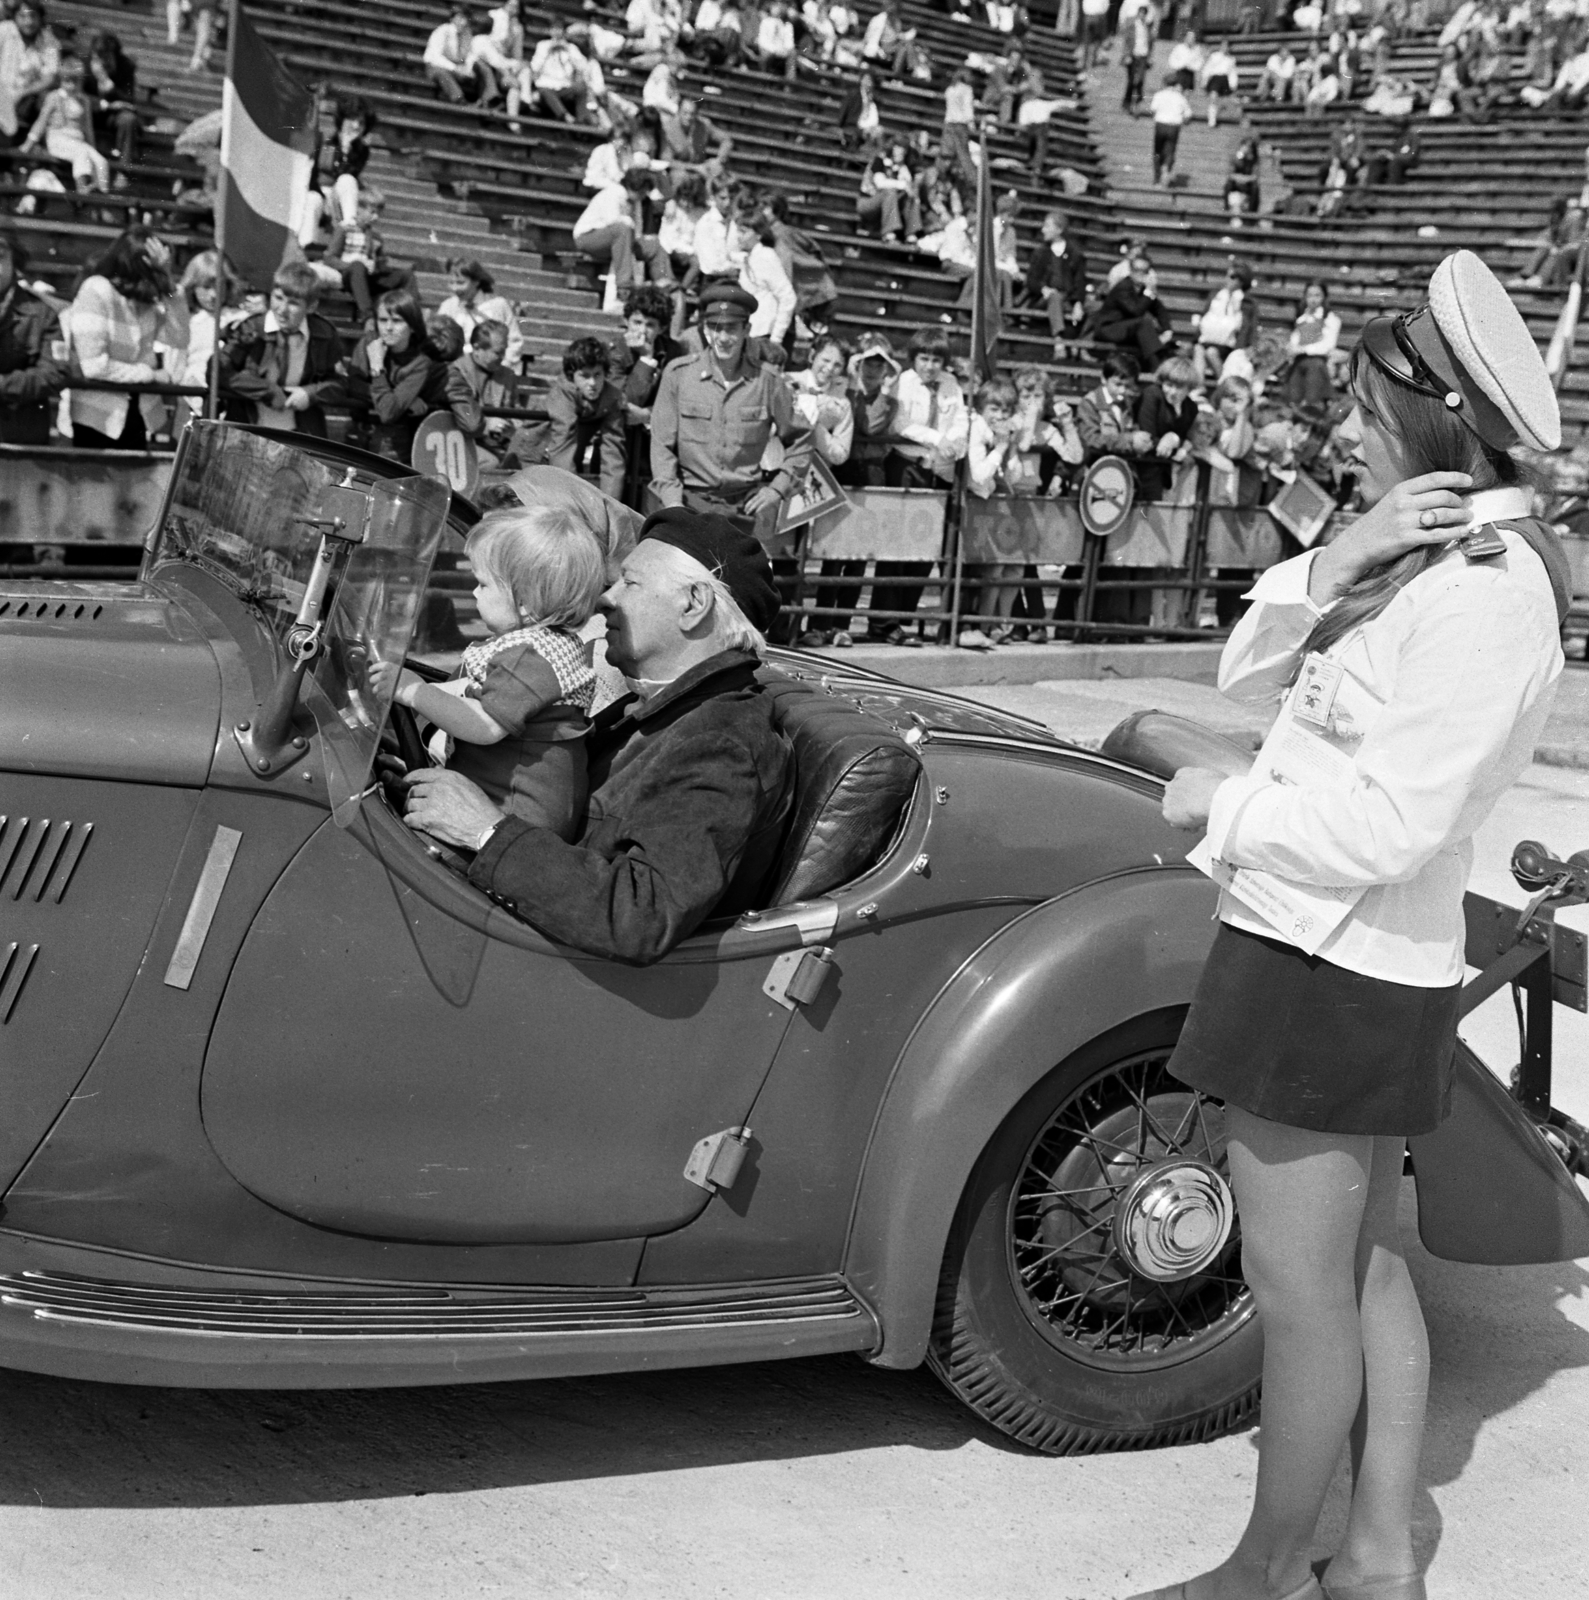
top-left (401, 769), bottom-right (506, 851)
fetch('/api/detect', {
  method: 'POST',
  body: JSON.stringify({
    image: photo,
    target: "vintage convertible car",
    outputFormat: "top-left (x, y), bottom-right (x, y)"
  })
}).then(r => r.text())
top-left (2, 423), bottom-right (1587, 1456)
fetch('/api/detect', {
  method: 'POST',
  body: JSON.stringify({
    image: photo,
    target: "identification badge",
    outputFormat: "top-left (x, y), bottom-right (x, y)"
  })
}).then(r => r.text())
top-left (1458, 522), bottom-right (1507, 562)
top-left (1291, 653), bottom-right (1343, 731)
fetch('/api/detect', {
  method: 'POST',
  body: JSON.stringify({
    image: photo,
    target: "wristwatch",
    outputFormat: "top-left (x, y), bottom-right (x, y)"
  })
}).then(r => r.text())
top-left (475, 820), bottom-right (500, 853)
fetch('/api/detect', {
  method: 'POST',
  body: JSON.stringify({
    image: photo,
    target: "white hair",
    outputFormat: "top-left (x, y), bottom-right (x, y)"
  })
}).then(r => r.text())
top-left (652, 540), bottom-right (768, 656)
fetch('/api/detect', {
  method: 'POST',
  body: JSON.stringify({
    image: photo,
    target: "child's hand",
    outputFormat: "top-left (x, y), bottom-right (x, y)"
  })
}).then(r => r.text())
top-left (369, 658), bottom-right (419, 705)
top-left (1157, 432), bottom-right (1181, 458)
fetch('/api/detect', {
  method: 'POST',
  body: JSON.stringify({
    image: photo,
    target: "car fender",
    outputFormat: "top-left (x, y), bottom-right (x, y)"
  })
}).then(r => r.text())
top-left (845, 868), bottom-right (1215, 1370)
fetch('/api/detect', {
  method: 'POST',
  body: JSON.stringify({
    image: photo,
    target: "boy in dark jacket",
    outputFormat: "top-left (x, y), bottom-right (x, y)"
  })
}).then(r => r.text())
top-left (0, 232), bottom-right (64, 444)
top-left (525, 336), bottom-right (628, 500)
top-left (1023, 209), bottom-right (1088, 360)
top-left (446, 317), bottom-right (515, 459)
top-left (219, 261), bottom-right (344, 436)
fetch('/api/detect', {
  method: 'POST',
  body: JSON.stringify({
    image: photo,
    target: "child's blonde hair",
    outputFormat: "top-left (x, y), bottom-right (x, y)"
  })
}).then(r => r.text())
top-left (465, 507), bottom-right (606, 631)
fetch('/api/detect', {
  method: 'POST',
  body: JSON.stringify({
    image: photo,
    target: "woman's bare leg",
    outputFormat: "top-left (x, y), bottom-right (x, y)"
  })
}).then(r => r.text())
top-left (1130, 1106), bottom-right (1374, 1599)
top-left (1327, 1134), bottom-right (1426, 1586)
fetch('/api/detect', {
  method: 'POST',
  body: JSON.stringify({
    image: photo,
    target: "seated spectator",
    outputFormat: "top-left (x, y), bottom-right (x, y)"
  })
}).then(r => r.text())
top-left (1282, 278), bottom-right (1339, 414)
top-left (987, 44), bottom-right (1040, 124)
top-left (347, 287), bottom-right (437, 460)
top-left (424, 5), bottom-right (480, 103)
top-left (861, 0), bottom-right (914, 76)
top-left (87, 31), bottom-right (139, 171)
top-left (1365, 116), bottom-right (1419, 185)
top-left (642, 55), bottom-right (683, 115)
top-left (1024, 207), bottom-right (1087, 361)
top-left (470, 0), bottom-right (524, 111)
top-left (869, 326), bottom-right (966, 644)
top-left (446, 317), bottom-right (516, 460)
top-left (528, 18), bottom-right (592, 123)
top-left (1093, 251), bottom-right (1174, 364)
top-left (837, 67), bottom-right (882, 150)
top-left (801, 0), bottom-right (840, 64)
top-left (1132, 354), bottom-right (1195, 501)
top-left (298, 94), bottom-right (373, 248)
top-left (1165, 27), bottom-right (1203, 89)
top-left (1224, 132), bottom-right (1260, 224)
top-left (0, 2), bottom-right (59, 146)
top-left (754, 0), bottom-right (798, 76)
top-left (398, 511), bottom-right (792, 965)
top-left (1307, 54), bottom-right (1344, 114)
top-left (22, 53), bottom-right (107, 191)
top-left (655, 170), bottom-right (704, 305)
top-left (608, 284), bottom-right (680, 427)
top-left (736, 215), bottom-right (796, 346)
top-left (1521, 38), bottom-right (1589, 109)
top-left (1193, 263), bottom-right (1256, 387)
top-left (68, 225), bottom-right (187, 451)
top-left (1426, 42), bottom-right (1463, 115)
top-left (1292, 39), bottom-right (1322, 102)
top-left (692, 176), bottom-right (746, 282)
top-left (993, 189), bottom-right (1022, 306)
top-left (627, 0), bottom-right (686, 67)
top-left (0, 229), bottom-right (62, 443)
top-left (323, 186), bottom-right (413, 333)
top-left (858, 139), bottom-right (921, 242)
top-left (424, 313), bottom-right (468, 416)
top-left (584, 128), bottom-right (633, 190)
top-left (661, 94), bottom-right (731, 173)
top-left (438, 257), bottom-right (522, 374)
top-left (219, 261), bottom-right (343, 436)
top-left (1510, 198), bottom-right (1586, 289)
top-left (1257, 40), bottom-right (1296, 100)
top-left (1076, 352), bottom-right (1151, 461)
top-left (688, 0), bottom-right (744, 67)
top-left (1148, 70), bottom-right (1192, 186)
top-left (573, 168), bottom-right (674, 297)
top-left (1200, 37), bottom-right (1238, 125)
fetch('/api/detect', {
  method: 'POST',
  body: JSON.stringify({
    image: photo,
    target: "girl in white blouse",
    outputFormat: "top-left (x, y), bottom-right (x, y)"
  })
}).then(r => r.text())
top-left (1130, 252), bottom-right (1567, 1600)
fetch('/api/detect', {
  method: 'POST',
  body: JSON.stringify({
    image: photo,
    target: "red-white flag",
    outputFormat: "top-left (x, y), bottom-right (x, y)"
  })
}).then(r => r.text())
top-left (219, 3), bottom-right (315, 289)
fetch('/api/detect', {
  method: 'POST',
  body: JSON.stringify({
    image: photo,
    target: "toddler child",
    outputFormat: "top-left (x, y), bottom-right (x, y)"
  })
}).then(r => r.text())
top-left (371, 507), bottom-right (606, 841)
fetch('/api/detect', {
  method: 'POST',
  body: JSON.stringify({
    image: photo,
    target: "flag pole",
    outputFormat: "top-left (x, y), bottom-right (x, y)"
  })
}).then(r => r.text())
top-left (207, 0), bottom-right (244, 422)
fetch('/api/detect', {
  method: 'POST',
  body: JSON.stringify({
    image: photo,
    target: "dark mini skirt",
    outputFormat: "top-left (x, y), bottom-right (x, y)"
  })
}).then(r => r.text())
top-left (1168, 923), bottom-right (1460, 1137)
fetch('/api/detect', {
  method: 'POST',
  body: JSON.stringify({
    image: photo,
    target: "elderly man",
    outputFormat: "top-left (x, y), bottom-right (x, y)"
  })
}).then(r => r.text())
top-left (401, 510), bottom-right (793, 965)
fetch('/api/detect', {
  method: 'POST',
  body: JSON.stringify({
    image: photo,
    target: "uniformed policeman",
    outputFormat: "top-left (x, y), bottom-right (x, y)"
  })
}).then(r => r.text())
top-left (647, 282), bottom-right (813, 543)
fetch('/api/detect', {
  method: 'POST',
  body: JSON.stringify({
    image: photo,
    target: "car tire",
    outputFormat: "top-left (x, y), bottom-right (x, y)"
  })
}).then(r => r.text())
top-left (927, 1012), bottom-right (1263, 1455)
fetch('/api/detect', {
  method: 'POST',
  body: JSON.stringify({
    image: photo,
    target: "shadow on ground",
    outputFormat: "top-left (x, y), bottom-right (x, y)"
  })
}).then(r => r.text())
top-left (0, 1352), bottom-right (993, 1510)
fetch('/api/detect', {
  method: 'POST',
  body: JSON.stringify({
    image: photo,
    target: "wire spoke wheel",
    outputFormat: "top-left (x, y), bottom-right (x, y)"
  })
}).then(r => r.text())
top-left (928, 1017), bottom-right (1264, 1455)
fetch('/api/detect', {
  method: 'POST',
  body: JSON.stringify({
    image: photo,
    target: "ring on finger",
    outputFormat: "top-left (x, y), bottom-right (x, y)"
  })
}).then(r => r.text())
top-left (1419, 509), bottom-right (1436, 528)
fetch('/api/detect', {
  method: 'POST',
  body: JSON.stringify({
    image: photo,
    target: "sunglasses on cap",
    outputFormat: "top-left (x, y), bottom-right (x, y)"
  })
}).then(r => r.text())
top-left (1354, 308), bottom-right (1463, 412)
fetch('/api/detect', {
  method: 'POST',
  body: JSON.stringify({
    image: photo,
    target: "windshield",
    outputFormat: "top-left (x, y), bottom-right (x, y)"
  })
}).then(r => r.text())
top-left (144, 422), bottom-right (449, 821)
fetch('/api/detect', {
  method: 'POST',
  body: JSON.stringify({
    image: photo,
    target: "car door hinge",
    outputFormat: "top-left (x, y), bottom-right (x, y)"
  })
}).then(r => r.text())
top-left (683, 1126), bottom-right (752, 1194)
top-left (763, 946), bottom-right (835, 1011)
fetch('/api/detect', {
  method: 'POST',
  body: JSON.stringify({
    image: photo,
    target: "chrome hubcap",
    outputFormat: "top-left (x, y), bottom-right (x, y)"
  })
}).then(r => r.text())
top-left (1112, 1160), bottom-right (1235, 1283)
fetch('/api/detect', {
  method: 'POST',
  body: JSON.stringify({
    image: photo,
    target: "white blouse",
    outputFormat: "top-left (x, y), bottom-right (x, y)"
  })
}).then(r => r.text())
top-left (1203, 487), bottom-right (1563, 987)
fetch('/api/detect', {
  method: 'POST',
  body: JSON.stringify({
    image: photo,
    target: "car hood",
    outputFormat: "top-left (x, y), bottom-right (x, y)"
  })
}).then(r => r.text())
top-left (0, 581), bottom-right (221, 786)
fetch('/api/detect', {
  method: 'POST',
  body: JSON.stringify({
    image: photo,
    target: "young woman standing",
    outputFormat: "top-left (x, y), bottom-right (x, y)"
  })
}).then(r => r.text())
top-left (1129, 250), bottom-right (1570, 1600)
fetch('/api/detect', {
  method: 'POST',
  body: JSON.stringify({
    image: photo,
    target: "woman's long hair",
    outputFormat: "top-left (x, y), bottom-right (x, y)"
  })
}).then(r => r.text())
top-left (1300, 353), bottom-right (1523, 659)
top-left (93, 225), bottom-right (171, 304)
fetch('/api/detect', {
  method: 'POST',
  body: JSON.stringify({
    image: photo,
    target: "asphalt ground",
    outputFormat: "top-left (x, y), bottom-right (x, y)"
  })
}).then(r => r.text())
top-left (5, 676), bottom-right (1588, 1600)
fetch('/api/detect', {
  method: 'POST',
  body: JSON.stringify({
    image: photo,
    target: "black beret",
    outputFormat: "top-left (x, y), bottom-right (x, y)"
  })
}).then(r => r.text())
top-left (639, 506), bottom-right (781, 634)
top-left (697, 283), bottom-right (758, 320)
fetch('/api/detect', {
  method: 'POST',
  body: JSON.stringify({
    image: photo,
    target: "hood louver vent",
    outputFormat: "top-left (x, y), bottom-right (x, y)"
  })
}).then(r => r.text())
top-left (0, 598), bottom-right (106, 623)
top-left (0, 816), bottom-right (93, 903)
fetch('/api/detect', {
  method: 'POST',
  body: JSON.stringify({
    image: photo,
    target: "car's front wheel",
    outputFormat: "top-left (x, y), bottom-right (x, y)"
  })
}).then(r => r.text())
top-left (927, 1014), bottom-right (1262, 1455)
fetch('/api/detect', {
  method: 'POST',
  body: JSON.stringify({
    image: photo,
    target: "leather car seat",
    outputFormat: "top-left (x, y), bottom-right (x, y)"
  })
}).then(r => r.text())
top-left (757, 670), bottom-right (923, 906)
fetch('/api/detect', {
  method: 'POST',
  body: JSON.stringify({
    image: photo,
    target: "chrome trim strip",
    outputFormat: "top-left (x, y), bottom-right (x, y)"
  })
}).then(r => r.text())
top-left (162, 825), bottom-right (243, 991)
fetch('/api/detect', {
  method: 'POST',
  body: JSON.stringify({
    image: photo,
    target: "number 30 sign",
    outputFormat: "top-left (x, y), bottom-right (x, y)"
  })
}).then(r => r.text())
top-left (411, 415), bottom-right (480, 499)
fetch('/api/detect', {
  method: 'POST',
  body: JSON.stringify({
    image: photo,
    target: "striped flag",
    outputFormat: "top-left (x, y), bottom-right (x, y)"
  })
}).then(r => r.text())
top-left (218, 2), bottom-right (315, 289)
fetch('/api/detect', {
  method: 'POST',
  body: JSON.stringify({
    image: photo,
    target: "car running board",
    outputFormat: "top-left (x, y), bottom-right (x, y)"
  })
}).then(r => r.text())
top-left (0, 1270), bottom-right (878, 1389)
